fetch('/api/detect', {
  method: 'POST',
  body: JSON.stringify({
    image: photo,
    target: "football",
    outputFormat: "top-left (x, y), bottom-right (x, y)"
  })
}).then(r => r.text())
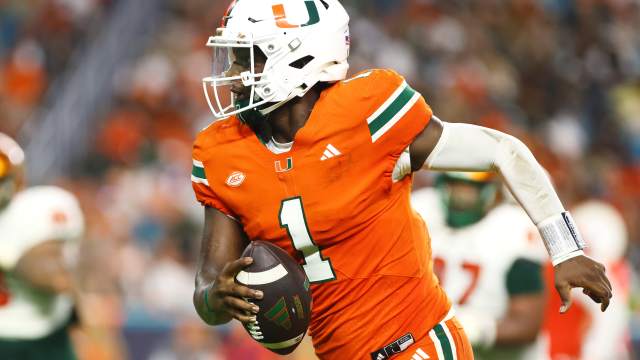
top-left (235, 241), bottom-right (312, 355)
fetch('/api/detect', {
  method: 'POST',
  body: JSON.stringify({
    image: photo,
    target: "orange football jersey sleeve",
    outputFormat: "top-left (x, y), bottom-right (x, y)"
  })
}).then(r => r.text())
top-left (191, 126), bottom-right (235, 218)
top-left (357, 69), bottom-right (433, 159)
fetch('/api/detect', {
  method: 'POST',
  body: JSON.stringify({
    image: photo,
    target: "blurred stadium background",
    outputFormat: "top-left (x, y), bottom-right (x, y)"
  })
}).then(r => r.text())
top-left (1, 0), bottom-right (639, 359)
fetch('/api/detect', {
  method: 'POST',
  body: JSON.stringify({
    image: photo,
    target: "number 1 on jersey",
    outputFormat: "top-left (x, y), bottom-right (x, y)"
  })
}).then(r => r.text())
top-left (279, 197), bottom-right (336, 283)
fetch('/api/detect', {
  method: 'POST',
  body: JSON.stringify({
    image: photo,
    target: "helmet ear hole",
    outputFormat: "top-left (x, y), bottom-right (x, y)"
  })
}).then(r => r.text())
top-left (289, 55), bottom-right (315, 69)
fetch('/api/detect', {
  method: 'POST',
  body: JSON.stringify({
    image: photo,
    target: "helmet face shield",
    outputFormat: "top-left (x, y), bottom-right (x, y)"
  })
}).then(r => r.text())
top-left (212, 44), bottom-right (232, 79)
top-left (203, 33), bottom-right (273, 119)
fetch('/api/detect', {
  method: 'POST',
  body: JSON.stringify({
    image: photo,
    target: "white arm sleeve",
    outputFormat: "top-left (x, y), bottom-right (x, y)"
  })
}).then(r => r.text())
top-left (425, 121), bottom-right (562, 224)
top-left (425, 121), bottom-right (585, 265)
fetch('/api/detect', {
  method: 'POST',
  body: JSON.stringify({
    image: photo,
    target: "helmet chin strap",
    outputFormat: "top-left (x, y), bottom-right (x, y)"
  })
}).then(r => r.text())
top-left (259, 90), bottom-right (302, 115)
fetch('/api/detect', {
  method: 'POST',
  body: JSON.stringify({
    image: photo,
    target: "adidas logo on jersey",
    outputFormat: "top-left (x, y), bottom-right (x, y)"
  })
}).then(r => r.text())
top-left (412, 348), bottom-right (430, 359)
top-left (320, 144), bottom-right (342, 161)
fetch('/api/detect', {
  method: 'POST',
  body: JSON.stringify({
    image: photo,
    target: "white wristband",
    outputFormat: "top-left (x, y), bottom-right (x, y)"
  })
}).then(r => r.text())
top-left (537, 212), bottom-right (587, 266)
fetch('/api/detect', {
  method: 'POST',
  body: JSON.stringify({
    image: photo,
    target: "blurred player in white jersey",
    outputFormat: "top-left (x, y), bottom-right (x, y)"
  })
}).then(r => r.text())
top-left (412, 172), bottom-right (548, 360)
top-left (0, 133), bottom-right (84, 359)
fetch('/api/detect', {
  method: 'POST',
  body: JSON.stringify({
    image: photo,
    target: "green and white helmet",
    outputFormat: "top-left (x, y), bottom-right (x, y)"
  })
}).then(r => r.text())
top-left (437, 172), bottom-right (499, 228)
top-left (204, 0), bottom-right (350, 119)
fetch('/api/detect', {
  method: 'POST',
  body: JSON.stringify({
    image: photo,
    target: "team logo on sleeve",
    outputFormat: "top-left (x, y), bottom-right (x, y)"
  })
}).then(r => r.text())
top-left (226, 171), bottom-right (246, 187)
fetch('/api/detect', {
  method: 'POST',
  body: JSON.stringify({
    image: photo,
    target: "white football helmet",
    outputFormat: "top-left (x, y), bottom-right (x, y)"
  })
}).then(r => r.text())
top-left (0, 133), bottom-right (25, 209)
top-left (204, 0), bottom-right (350, 119)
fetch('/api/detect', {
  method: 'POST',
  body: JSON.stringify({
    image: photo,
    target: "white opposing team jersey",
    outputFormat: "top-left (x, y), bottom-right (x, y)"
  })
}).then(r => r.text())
top-left (0, 186), bottom-right (84, 339)
top-left (412, 188), bottom-right (547, 360)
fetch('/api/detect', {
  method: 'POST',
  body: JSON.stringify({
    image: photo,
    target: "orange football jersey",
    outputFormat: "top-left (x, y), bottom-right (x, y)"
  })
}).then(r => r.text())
top-left (192, 69), bottom-right (451, 359)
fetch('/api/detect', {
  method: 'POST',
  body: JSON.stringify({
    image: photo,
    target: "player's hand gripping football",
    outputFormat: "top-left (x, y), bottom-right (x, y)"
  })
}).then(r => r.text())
top-left (205, 257), bottom-right (264, 324)
top-left (554, 255), bottom-right (612, 313)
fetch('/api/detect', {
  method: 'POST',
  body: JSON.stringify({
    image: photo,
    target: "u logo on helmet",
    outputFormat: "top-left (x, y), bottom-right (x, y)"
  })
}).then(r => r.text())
top-left (272, 1), bottom-right (320, 28)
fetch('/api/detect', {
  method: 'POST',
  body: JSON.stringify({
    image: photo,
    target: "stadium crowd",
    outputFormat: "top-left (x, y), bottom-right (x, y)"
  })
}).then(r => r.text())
top-left (1, 0), bottom-right (639, 358)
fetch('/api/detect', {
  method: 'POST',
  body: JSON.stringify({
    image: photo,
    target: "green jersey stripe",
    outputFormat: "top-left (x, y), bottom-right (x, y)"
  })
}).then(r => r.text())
top-left (191, 160), bottom-right (209, 186)
top-left (367, 81), bottom-right (409, 125)
top-left (192, 165), bottom-right (206, 179)
top-left (368, 84), bottom-right (415, 134)
top-left (191, 174), bottom-right (209, 186)
top-left (368, 83), bottom-right (419, 142)
top-left (371, 91), bottom-right (420, 143)
top-left (434, 324), bottom-right (454, 360)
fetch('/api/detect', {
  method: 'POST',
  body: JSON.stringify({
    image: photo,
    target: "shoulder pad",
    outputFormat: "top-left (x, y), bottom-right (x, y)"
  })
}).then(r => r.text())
top-left (323, 69), bottom-right (410, 118)
top-left (193, 116), bottom-right (249, 161)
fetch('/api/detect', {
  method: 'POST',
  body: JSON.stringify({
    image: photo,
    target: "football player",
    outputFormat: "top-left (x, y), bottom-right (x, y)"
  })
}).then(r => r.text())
top-left (412, 172), bottom-right (548, 359)
top-left (191, 1), bottom-right (612, 359)
top-left (0, 133), bottom-right (85, 359)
